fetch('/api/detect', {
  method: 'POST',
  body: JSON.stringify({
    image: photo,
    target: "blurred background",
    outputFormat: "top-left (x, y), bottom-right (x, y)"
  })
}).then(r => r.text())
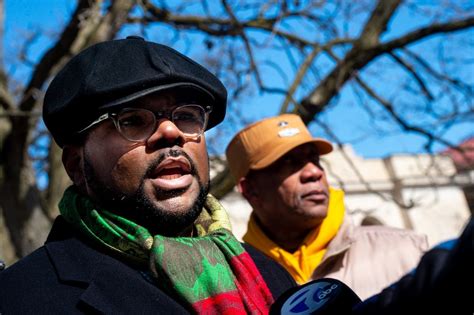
top-left (0, 0), bottom-right (472, 265)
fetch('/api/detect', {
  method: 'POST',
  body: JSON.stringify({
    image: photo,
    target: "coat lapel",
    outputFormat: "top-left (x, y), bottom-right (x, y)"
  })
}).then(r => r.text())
top-left (45, 217), bottom-right (188, 314)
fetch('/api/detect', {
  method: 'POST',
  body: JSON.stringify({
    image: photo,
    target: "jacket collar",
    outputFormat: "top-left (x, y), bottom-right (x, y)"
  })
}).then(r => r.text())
top-left (45, 216), bottom-right (185, 313)
top-left (324, 215), bottom-right (355, 258)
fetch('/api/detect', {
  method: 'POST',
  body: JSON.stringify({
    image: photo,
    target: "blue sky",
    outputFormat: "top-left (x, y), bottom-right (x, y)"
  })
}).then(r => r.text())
top-left (5, 0), bottom-right (474, 159)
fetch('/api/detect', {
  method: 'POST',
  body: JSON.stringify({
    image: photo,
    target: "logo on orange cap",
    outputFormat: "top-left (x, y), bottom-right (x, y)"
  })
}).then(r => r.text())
top-left (278, 127), bottom-right (300, 138)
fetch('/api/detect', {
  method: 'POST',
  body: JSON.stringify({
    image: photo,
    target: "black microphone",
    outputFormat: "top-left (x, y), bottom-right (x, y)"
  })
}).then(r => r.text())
top-left (270, 278), bottom-right (361, 315)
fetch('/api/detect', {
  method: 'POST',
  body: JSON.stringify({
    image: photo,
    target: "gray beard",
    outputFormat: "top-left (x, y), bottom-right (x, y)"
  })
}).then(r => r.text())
top-left (83, 148), bottom-right (209, 236)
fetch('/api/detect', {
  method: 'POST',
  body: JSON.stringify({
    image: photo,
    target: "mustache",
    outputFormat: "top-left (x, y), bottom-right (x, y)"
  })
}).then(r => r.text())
top-left (144, 148), bottom-right (198, 179)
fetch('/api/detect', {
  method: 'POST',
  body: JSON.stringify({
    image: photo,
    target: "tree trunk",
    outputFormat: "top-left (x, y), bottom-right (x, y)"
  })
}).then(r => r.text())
top-left (1, 118), bottom-right (51, 257)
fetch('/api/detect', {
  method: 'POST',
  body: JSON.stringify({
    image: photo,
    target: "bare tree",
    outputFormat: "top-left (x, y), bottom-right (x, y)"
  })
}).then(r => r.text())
top-left (0, 0), bottom-right (472, 262)
top-left (0, 0), bottom-right (135, 261)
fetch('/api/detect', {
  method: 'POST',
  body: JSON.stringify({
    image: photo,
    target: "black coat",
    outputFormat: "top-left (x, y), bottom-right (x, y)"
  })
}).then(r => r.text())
top-left (0, 216), bottom-right (295, 314)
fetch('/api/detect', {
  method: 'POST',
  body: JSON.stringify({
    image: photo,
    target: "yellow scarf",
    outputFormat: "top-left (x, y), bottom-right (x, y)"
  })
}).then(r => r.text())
top-left (243, 187), bottom-right (345, 284)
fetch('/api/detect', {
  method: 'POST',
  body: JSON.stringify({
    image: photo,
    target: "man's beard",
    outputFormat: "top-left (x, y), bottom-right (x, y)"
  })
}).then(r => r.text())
top-left (83, 149), bottom-right (209, 236)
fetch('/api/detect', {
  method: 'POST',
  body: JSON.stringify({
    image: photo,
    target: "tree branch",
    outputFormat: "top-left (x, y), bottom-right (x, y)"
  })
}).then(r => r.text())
top-left (140, 0), bottom-right (322, 47)
top-left (19, 0), bottom-right (98, 112)
top-left (402, 48), bottom-right (474, 94)
top-left (297, 0), bottom-right (403, 122)
top-left (221, 0), bottom-right (264, 89)
top-left (356, 0), bottom-right (402, 48)
top-left (353, 74), bottom-right (460, 150)
top-left (0, 0), bottom-right (13, 112)
top-left (379, 16), bottom-right (474, 53)
top-left (298, 9), bottom-right (474, 123)
top-left (389, 52), bottom-right (434, 100)
top-left (280, 44), bottom-right (321, 113)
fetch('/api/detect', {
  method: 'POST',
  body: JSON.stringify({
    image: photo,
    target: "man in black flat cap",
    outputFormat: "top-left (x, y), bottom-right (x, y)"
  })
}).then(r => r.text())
top-left (0, 36), bottom-right (295, 314)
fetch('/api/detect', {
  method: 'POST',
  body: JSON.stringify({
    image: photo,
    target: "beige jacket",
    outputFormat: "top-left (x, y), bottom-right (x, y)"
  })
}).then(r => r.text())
top-left (312, 217), bottom-right (428, 299)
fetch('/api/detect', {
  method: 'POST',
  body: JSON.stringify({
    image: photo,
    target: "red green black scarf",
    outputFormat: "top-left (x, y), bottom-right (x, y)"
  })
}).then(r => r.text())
top-left (59, 186), bottom-right (273, 314)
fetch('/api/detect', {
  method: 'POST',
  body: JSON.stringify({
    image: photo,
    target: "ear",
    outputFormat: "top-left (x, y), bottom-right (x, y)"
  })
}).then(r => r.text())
top-left (62, 144), bottom-right (85, 188)
top-left (237, 177), bottom-right (258, 203)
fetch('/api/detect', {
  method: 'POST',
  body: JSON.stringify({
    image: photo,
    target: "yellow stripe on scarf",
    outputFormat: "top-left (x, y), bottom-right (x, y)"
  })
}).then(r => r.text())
top-left (243, 187), bottom-right (345, 284)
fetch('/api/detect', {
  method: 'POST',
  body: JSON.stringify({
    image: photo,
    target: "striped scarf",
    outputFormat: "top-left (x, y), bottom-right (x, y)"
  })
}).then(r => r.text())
top-left (59, 186), bottom-right (273, 314)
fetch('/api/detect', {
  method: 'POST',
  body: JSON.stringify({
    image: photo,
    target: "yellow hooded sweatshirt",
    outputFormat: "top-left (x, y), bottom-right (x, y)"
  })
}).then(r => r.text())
top-left (243, 188), bottom-right (345, 284)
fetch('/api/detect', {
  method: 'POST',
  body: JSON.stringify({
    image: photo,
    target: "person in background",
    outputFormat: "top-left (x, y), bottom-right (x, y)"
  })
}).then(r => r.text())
top-left (0, 36), bottom-right (295, 314)
top-left (225, 113), bottom-right (428, 299)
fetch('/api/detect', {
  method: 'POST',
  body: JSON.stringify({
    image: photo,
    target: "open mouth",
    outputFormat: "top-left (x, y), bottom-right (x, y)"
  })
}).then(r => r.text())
top-left (153, 157), bottom-right (192, 178)
top-left (150, 157), bottom-right (194, 191)
top-left (156, 166), bottom-right (189, 179)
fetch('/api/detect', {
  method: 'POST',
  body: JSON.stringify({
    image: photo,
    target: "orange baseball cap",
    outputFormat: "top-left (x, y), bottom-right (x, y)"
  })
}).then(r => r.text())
top-left (225, 114), bottom-right (333, 181)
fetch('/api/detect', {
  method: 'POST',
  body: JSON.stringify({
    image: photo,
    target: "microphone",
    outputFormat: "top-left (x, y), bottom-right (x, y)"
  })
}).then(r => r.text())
top-left (270, 278), bottom-right (361, 315)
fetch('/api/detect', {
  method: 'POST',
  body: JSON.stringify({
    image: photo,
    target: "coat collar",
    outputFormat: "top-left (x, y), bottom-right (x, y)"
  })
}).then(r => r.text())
top-left (45, 217), bottom-right (187, 313)
top-left (309, 216), bottom-right (355, 279)
top-left (323, 215), bottom-right (355, 259)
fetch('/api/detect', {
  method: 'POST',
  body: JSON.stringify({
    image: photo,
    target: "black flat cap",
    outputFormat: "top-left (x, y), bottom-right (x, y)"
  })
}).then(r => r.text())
top-left (43, 36), bottom-right (227, 147)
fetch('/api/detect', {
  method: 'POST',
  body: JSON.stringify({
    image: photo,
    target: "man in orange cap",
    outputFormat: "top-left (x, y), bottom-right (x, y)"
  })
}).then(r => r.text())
top-left (226, 113), bottom-right (428, 299)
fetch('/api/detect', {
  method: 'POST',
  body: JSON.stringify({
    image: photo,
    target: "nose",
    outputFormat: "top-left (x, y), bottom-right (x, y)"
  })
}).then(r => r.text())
top-left (300, 161), bottom-right (324, 183)
top-left (145, 119), bottom-right (185, 148)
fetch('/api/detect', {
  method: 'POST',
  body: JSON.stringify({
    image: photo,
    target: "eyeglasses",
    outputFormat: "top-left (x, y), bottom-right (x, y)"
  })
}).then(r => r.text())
top-left (78, 104), bottom-right (212, 142)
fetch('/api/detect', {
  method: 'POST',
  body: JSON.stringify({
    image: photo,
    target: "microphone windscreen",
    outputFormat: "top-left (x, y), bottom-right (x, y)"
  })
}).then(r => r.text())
top-left (270, 278), bottom-right (361, 315)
